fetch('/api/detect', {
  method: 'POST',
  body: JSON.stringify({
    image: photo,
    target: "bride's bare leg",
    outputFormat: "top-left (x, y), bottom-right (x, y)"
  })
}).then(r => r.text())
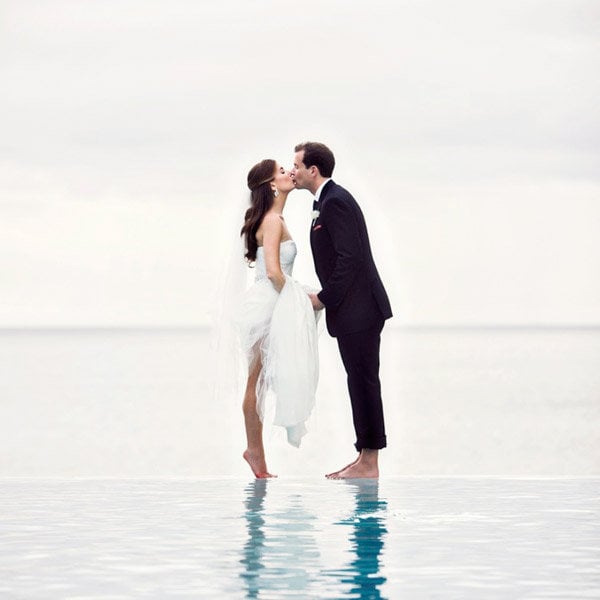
top-left (242, 357), bottom-right (276, 478)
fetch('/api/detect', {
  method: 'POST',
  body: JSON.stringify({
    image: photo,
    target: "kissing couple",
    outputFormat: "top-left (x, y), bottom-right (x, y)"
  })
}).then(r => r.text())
top-left (236, 142), bottom-right (392, 480)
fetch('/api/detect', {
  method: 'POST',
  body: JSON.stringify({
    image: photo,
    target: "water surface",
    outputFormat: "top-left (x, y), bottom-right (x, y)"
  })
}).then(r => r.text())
top-left (1, 477), bottom-right (598, 598)
top-left (1, 327), bottom-right (599, 478)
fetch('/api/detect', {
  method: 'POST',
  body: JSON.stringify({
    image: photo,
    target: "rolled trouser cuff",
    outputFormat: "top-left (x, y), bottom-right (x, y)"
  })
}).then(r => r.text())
top-left (355, 435), bottom-right (387, 452)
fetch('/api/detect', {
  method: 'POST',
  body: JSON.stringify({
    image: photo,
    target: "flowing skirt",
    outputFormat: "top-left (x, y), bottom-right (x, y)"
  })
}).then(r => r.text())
top-left (236, 276), bottom-right (320, 447)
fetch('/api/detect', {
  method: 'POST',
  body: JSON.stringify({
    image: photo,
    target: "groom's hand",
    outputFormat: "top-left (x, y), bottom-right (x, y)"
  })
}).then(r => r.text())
top-left (309, 293), bottom-right (325, 311)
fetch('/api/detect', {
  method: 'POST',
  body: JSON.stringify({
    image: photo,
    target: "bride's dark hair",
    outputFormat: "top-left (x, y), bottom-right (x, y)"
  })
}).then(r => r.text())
top-left (241, 159), bottom-right (276, 263)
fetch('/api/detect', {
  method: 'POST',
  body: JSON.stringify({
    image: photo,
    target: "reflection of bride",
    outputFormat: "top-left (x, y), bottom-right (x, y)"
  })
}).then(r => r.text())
top-left (240, 480), bottom-right (321, 597)
top-left (237, 159), bottom-right (320, 478)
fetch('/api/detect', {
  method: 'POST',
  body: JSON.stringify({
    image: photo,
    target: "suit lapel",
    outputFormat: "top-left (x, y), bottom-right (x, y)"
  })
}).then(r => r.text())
top-left (311, 180), bottom-right (334, 234)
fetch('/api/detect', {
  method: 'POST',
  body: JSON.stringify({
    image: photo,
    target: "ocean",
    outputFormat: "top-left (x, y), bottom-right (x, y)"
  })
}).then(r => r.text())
top-left (1, 326), bottom-right (598, 478)
top-left (1, 327), bottom-right (599, 598)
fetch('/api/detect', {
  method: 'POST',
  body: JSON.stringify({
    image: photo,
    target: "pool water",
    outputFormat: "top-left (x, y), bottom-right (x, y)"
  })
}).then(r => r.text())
top-left (1, 477), bottom-right (598, 598)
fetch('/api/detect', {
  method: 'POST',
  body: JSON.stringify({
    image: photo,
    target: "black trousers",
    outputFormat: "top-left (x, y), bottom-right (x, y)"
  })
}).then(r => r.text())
top-left (336, 321), bottom-right (387, 451)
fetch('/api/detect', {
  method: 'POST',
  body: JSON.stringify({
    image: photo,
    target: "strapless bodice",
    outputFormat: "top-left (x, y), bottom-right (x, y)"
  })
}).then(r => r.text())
top-left (255, 239), bottom-right (296, 282)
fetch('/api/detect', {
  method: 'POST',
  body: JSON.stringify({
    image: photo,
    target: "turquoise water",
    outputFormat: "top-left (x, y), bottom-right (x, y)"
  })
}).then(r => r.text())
top-left (1, 477), bottom-right (599, 598)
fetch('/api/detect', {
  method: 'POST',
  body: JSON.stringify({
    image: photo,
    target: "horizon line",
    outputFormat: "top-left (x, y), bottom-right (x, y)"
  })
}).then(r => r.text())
top-left (1, 323), bottom-right (599, 332)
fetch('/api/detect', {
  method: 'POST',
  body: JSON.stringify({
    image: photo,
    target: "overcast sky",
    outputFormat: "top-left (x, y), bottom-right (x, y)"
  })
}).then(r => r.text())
top-left (1, 0), bottom-right (599, 326)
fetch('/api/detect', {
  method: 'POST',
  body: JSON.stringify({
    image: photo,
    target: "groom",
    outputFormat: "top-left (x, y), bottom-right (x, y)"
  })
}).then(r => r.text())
top-left (291, 142), bottom-right (393, 479)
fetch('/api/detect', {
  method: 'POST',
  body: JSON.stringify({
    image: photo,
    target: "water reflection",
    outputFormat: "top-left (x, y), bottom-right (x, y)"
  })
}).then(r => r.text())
top-left (240, 480), bottom-right (387, 598)
top-left (240, 480), bottom-right (320, 598)
top-left (336, 480), bottom-right (388, 599)
top-left (240, 480), bottom-right (267, 598)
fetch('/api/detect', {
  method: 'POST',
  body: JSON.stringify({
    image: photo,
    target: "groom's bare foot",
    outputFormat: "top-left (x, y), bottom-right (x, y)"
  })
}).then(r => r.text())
top-left (327, 449), bottom-right (379, 479)
top-left (243, 449), bottom-right (277, 479)
top-left (328, 462), bottom-right (379, 479)
top-left (325, 454), bottom-right (360, 479)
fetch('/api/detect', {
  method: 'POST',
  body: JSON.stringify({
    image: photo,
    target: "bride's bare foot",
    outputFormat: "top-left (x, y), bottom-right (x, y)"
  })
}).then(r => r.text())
top-left (243, 449), bottom-right (277, 479)
top-left (327, 449), bottom-right (379, 479)
top-left (325, 454), bottom-right (359, 479)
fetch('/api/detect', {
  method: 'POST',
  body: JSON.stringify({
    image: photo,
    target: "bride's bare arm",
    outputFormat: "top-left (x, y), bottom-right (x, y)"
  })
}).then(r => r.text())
top-left (261, 214), bottom-right (286, 292)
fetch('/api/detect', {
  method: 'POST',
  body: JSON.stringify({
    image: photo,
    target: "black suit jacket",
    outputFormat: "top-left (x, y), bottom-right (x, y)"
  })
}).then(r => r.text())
top-left (310, 180), bottom-right (392, 337)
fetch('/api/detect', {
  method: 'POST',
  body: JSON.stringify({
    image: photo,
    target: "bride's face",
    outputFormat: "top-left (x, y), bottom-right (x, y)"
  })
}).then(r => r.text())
top-left (273, 163), bottom-right (295, 194)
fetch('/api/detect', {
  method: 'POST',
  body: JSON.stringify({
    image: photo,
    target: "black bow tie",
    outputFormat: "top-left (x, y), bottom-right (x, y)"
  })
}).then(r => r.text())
top-left (312, 199), bottom-right (319, 210)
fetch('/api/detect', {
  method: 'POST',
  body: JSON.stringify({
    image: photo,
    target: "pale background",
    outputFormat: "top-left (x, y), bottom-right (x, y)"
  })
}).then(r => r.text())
top-left (0, 1), bottom-right (599, 480)
top-left (1, 0), bottom-right (599, 328)
top-left (1, 10), bottom-right (599, 600)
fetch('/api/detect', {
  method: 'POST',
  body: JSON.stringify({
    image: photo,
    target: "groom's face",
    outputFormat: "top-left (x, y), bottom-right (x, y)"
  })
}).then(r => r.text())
top-left (291, 151), bottom-right (310, 190)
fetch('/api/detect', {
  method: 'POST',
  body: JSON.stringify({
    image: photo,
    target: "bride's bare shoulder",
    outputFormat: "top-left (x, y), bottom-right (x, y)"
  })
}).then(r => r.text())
top-left (258, 212), bottom-right (284, 233)
top-left (262, 212), bottom-right (284, 224)
top-left (256, 212), bottom-right (284, 246)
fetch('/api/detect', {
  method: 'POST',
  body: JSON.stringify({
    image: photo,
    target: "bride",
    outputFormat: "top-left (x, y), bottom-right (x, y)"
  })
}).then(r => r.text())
top-left (237, 159), bottom-right (320, 478)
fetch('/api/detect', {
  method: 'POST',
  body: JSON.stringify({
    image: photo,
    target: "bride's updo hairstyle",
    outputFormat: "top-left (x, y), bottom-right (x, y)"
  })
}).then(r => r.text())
top-left (241, 159), bottom-right (276, 263)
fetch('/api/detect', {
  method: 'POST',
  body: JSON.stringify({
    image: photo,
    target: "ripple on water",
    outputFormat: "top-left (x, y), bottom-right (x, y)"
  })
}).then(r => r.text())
top-left (0, 478), bottom-right (599, 599)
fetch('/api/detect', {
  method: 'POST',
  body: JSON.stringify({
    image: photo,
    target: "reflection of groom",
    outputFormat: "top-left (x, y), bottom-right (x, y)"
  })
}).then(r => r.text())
top-left (291, 142), bottom-right (392, 479)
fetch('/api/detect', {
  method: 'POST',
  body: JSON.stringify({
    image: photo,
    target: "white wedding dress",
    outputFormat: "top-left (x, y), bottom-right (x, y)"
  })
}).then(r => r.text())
top-left (236, 240), bottom-right (320, 447)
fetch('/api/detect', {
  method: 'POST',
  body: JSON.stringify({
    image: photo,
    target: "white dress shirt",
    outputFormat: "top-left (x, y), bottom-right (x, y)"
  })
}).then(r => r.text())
top-left (314, 178), bottom-right (332, 203)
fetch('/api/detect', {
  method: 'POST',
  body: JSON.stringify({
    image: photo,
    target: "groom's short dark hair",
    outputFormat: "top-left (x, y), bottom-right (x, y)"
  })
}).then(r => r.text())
top-left (295, 142), bottom-right (335, 178)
